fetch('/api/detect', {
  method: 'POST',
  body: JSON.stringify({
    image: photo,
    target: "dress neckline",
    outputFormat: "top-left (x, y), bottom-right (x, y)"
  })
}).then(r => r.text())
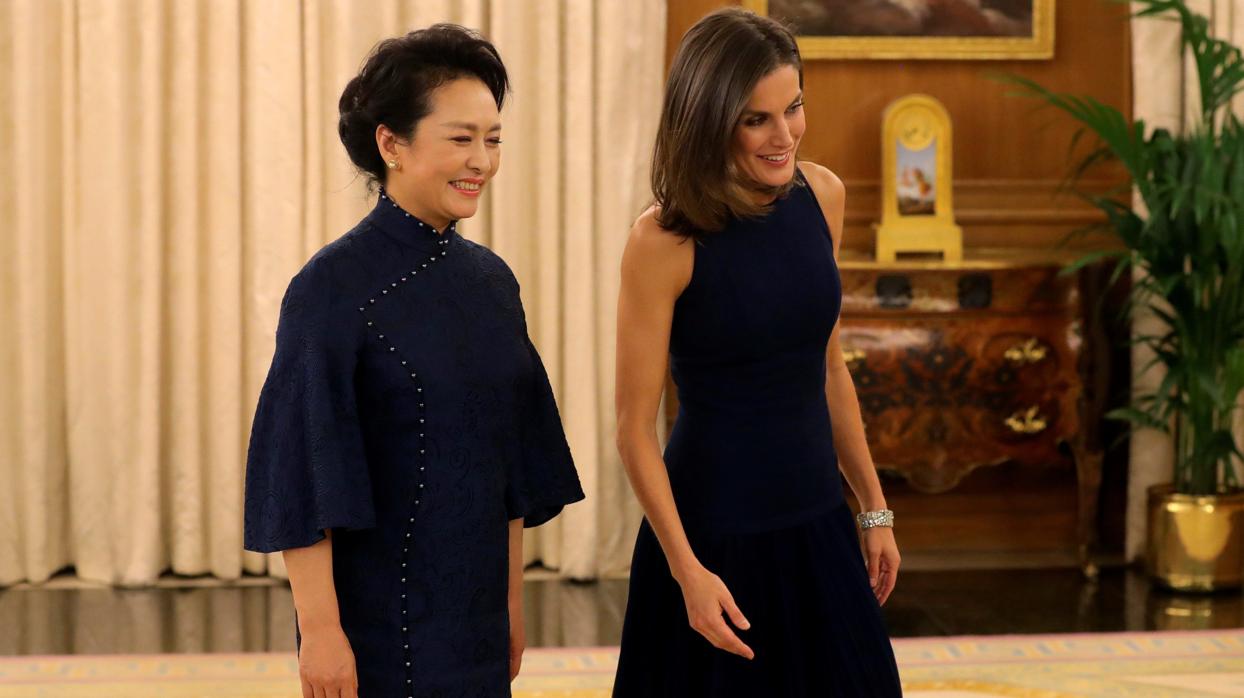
top-left (366, 188), bottom-right (458, 253)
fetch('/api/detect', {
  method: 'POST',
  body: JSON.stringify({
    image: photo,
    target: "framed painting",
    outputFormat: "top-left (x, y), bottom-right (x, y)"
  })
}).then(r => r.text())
top-left (741, 0), bottom-right (1055, 60)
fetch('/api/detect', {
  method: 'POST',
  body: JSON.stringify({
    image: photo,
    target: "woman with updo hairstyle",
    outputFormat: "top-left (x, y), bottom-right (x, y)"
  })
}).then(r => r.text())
top-left (243, 24), bottom-right (583, 698)
top-left (612, 8), bottom-right (902, 696)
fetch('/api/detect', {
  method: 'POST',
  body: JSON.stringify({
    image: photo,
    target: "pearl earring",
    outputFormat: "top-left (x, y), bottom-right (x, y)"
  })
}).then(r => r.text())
top-left (387, 160), bottom-right (399, 170)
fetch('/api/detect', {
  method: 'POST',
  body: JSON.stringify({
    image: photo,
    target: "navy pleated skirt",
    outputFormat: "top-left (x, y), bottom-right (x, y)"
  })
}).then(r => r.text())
top-left (613, 501), bottom-right (904, 697)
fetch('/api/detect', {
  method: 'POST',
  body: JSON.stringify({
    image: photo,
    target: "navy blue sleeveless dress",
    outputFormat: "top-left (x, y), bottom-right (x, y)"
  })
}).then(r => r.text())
top-left (613, 173), bottom-right (902, 696)
top-left (243, 191), bottom-right (584, 698)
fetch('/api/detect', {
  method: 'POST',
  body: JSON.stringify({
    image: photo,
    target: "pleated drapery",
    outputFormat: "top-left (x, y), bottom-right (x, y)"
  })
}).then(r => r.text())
top-left (0, 0), bottom-right (661, 585)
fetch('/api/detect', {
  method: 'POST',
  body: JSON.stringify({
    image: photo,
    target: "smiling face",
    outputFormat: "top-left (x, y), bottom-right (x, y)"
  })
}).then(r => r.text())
top-left (379, 77), bottom-right (502, 230)
top-left (731, 64), bottom-right (805, 192)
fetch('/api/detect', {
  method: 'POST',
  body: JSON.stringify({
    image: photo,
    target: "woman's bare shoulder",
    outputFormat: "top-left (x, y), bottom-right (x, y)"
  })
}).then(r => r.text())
top-left (622, 205), bottom-right (694, 294)
top-left (627, 205), bottom-right (691, 255)
top-left (798, 161), bottom-right (845, 203)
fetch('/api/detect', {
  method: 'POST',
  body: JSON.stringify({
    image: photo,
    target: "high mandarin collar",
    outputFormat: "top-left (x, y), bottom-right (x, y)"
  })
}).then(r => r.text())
top-left (367, 188), bottom-right (458, 252)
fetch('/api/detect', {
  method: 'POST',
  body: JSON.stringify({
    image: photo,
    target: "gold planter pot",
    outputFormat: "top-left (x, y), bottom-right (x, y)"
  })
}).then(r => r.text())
top-left (1146, 484), bottom-right (1244, 592)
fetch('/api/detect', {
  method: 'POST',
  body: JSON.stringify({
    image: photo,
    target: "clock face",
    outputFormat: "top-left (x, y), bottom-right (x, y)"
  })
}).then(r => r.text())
top-left (897, 106), bottom-right (938, 151)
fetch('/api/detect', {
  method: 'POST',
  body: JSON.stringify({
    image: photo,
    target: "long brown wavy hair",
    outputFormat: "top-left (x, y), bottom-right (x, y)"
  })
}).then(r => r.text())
top-left (652, 8), bottom-right (803, 239)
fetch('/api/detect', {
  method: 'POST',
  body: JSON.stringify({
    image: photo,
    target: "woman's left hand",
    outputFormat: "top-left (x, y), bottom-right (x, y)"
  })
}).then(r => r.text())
top-left (509, 597), bottom-right (526, 681)
top-left (861, 526), bottom-right (900, 605)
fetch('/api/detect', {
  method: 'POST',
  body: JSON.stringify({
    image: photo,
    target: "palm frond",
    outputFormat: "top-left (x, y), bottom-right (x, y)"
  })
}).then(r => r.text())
top-left (1001, 0), bottom-right (1244, 495)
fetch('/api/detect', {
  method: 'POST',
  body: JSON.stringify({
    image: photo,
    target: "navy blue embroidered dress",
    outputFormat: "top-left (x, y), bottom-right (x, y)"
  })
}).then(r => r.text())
top-left (244, 191), bottom-right (584, 698)
top-left (612, 173), bottom-right (902, 696)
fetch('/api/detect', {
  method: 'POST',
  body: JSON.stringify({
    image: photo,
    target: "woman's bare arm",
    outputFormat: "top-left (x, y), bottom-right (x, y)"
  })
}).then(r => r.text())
top-left (615, 210), bottom-right (753, 659)
top-left (283, 533), bottom-right (342, 633)
top-left (799, 163), bottom-right (888, 510)
top-left (615, 211), bottom-right (695, 579)
top-left (507, 518), bottom-right (525, 681)
top-left (802, 161), bottom-right (900, 603)
top-left (283, 531), bottom-right (358, 698)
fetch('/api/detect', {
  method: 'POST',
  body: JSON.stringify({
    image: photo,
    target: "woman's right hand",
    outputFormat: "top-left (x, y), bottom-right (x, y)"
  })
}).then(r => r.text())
top-left (615, 215), bottom-right (752, 660)
top-left (675, 563), bottom-right (754, 659)
top-left (298, 624), bottom-right (358, 698)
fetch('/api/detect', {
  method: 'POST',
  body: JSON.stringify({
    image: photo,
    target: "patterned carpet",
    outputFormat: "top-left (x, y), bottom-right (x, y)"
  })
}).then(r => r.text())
top-left (896, 630), bottom-right (1244, 697)
top-left (1, 630), bottom-right (1242, 697)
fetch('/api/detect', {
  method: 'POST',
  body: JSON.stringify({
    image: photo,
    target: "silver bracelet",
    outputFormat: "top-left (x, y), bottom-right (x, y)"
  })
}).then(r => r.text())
top-left (856, 509), bottom-right (894, 529)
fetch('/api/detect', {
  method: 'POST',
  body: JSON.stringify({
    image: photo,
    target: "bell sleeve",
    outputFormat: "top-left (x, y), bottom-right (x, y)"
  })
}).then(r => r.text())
top-left (506, 336), bottom-right (586, 527)
top-left (243, 269), bottom-right (375, 553)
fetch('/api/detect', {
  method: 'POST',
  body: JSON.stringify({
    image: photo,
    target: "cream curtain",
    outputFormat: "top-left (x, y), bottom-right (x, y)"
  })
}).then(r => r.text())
top-left (1126, 0), bottom-right (1244, 560)
top-left (0, 0), bottom-right (660, 586)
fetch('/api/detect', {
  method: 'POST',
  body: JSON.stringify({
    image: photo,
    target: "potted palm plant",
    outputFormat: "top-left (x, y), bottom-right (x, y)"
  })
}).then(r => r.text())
top-left (1004, 0), bottom-right (1244, 591)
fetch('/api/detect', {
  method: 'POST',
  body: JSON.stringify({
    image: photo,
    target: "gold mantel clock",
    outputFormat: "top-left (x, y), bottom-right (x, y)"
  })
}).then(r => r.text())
top-left (875, 94), bottom-right (963, 263)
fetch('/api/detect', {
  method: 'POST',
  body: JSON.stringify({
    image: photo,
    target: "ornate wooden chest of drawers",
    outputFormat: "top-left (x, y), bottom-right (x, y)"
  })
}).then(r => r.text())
top-left (838, 252), bottom-right (1105, 574)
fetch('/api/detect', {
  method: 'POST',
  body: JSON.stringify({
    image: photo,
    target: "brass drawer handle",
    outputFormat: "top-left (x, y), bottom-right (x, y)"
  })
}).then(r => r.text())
top-left (843, 348), bottom-right (866, 367)
top-left (1005, 406), bottom-right (1048, 434)
top-left (1004, 338), bottom-right (1047, 366)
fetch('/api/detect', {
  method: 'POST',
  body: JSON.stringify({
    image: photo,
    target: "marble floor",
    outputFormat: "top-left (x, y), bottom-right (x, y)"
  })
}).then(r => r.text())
top-left (0, 566), bottom-right (1240, 655)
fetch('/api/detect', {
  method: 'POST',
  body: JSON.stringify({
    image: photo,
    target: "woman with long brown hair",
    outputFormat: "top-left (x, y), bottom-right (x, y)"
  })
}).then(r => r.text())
top-left (612, 8), bottom-right (902, 695)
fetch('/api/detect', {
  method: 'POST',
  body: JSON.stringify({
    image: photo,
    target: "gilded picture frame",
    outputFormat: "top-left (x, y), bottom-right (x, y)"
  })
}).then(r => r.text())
top-left (741, 0), bottom-right (1055, 60)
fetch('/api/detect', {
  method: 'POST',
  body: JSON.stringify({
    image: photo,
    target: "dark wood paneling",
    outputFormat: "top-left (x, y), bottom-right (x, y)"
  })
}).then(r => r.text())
top-left (866, 465), bottom-right (1080, 554)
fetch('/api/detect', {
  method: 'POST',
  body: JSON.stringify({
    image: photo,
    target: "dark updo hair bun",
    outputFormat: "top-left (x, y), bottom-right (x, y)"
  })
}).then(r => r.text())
top-left (337, 24), bottom-right (509, 188)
